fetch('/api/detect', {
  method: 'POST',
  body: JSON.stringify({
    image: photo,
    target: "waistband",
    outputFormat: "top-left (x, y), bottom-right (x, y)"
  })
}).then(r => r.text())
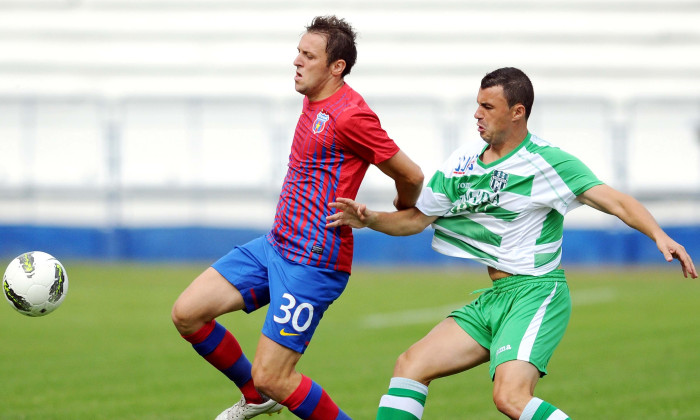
top-left (472, 269), bottom-right (566, 295)
top-left (493, 269), bottom-right (566, 291)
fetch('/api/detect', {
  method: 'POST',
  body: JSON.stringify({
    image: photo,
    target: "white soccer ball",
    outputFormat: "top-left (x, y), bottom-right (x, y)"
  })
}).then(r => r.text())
top-left (2, 251), bottom-right (69, 317)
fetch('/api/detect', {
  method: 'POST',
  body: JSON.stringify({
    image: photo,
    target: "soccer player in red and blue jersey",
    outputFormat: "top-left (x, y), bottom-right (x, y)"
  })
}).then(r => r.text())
top-left (171, 15), bottom-right (424, 420)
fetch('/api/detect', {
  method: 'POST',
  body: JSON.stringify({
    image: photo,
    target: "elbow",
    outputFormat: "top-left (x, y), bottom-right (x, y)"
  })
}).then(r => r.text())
top-left (393, 170), bottom-right (425, 210)
top-left (396, 165), bottom-right (424, 190)
top-left (411, 169), bottom-right (425, 189)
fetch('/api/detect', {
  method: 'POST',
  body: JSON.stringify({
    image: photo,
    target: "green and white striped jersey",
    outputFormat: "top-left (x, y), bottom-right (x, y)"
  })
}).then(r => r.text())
top-left (416, 132), bottom-right (603, 275)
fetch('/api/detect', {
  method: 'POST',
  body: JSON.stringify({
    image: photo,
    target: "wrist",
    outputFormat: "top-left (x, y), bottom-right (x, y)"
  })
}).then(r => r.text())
top-left (365, 211), bottom-right (379, 228)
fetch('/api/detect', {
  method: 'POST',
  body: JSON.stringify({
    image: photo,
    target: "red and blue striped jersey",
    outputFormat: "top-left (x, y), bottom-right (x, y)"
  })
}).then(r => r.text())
top-left (267, 83), bottom-right (399, 273)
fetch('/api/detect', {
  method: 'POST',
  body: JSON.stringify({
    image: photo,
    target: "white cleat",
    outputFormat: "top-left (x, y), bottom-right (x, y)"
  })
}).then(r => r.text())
top-left (215, 395), bottom-right (285, 420)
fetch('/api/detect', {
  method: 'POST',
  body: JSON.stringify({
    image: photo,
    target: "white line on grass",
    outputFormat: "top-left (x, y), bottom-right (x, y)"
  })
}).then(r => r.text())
top-left (570, 287), bottom-right (617, 306)
top-left (362, 302), bottom-right (465, 329)
top-left (361, 288), bottom-right (616, 329)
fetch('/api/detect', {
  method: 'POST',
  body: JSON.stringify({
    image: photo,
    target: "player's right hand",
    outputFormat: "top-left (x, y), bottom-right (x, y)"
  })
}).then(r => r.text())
top-left (326, 197), bottom-right (374, 229)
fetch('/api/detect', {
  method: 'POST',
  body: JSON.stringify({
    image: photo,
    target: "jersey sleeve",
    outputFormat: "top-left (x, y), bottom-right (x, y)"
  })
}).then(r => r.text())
top-left (533, 146), bottom-right (604, 214)
top-left (415, 146), bottom-right (469, 216)
top-left (335, 108), bottom-right (400, 164)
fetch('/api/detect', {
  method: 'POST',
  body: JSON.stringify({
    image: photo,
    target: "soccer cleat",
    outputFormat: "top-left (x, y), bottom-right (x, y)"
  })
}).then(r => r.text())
top-left (215, 395), bottom-right (285, 420)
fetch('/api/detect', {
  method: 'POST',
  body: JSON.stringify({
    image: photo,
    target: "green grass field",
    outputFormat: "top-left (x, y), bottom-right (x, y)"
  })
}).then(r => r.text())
top-left (1, 263), bottom-right (699, 419)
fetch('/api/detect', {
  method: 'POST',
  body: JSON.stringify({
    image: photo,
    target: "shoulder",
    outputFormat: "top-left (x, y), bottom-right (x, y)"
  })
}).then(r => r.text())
top-left (440, 140), bottom-right (485, 171)
top-left (523, 133), bottom-right (578, 162)
top-left (335, 90), bottom-right (376, 123)
top-left (334, 103), bottom-right (383, 136)
top-left (521, 133), bottom-right (592, 172)
top-left (523, 133), bottom-right (602, 194)
top-left (340, 84), bottom-right (368, 108)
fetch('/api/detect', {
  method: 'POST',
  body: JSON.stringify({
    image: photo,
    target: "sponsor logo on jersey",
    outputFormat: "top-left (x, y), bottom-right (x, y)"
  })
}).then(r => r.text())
top-left (311, 244), bottom-right (323, 255)
top-left (490, 170), bottom-right (509, 193)
top-left (312, 111), bottom-right (330, 134)
top-left (451, 189), bottom-right (500, 214)
top-left (453, 154), bottom-right (477, 175)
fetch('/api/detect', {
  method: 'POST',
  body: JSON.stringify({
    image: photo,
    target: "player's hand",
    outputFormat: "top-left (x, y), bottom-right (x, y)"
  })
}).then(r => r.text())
top-left (656, 235), bottom-right (698, 279)
top-left (327, 197), bottom-right (375, 229)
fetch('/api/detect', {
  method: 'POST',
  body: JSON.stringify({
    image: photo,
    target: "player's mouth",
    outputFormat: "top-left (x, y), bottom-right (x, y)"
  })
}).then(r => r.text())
top-left (477, 123), bottom-right (485, 133)
top-left (294, 70), bottom-right (302, 81)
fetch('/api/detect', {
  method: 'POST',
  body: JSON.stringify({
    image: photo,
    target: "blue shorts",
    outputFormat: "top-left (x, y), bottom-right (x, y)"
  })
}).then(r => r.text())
top-left (212, 236), bottom-right (349, 354)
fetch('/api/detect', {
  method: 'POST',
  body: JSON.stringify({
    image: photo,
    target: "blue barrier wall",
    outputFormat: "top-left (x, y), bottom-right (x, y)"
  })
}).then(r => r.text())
top-left (1, 224), bottom-right (699, 267)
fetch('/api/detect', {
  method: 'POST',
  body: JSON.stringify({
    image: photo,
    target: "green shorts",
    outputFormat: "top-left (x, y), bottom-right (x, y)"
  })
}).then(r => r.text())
top-left (450, 269), bottom-right (571, 379)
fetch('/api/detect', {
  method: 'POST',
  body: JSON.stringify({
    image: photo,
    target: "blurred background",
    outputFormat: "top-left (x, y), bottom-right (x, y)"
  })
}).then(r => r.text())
top-left (1, 0), bottom-right (699, 266)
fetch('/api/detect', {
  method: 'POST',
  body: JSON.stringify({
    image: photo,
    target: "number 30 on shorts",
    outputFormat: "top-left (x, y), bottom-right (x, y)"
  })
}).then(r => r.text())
top-left (273, 293), bottom-right (314, 333)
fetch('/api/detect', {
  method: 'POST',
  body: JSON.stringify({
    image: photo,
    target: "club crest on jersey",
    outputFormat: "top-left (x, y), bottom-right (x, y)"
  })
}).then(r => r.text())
top-left (312, 111), bottom-right (330, 134)
top-left (490, 170), bottom-right (509, 193)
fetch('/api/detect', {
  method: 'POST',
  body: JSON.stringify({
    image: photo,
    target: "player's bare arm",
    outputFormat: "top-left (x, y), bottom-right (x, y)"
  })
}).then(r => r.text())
top-left (327, 197), bottom-right (437, 236)
top-left (577, 184), bottom-right (697, 278)
top-left (375, 150), bottom-right (424, 210)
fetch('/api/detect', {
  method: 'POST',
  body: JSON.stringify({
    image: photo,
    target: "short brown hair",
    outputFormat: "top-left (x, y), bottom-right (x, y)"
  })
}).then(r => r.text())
top-left (306, 15), bottom-right (357, 77)
top-left (481, 67), bottom-right (534, 119)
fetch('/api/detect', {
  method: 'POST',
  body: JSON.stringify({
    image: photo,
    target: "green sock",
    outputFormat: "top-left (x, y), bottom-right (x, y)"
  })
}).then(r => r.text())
top-left (520, 397), bottom-right (570, 420)
top-left (376, 377), bottom-right (428, 420)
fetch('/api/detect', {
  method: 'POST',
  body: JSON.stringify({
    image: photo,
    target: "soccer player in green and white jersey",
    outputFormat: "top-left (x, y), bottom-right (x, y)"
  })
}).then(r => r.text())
top-left (326, 67), bottom-right (697, 420)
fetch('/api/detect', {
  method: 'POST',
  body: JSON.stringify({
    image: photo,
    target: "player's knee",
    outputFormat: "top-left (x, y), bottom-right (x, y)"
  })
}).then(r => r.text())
top-left (171, 298), bottom-right (198, 335)
top-left (170, 300), bottom-right (187, 332)
top-left (393, 351), bottom-right (412, 375)
top-left (393, 350), bottom-right (430, 383)
top-left (492, 389), bottom-right (524, 419)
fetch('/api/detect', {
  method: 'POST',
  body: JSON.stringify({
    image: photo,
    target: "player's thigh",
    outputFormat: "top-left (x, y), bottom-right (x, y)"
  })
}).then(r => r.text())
top-left (493, 359), bottom-right (540, 398)
top-left (172, 267), bottom-right (246, 332)
top-left (395, 317), bottom-right (489, 383)
top-left (262, 259), bottom-right (349, 354)
top-left (492, 281), bottom-right (571, 378)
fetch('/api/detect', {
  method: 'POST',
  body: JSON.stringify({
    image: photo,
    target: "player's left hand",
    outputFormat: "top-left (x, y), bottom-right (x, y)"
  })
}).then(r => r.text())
top-left (656, 236), bottom-right (698, 279)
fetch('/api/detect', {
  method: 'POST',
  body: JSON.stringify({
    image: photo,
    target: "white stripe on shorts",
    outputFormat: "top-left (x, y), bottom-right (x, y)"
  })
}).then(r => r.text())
top-left (517, 282), bottom-right (558, 362)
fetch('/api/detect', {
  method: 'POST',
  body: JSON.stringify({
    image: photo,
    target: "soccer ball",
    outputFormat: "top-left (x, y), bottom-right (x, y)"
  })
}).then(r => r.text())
top-left (2, 251), bottom-right (69, 317)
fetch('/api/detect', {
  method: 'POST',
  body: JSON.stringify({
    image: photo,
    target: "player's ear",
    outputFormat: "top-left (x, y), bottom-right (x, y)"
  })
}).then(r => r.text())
top-left (512, 103), bottom-right (526, 122)
top-left (330, 59), bottom-right (346, 77)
